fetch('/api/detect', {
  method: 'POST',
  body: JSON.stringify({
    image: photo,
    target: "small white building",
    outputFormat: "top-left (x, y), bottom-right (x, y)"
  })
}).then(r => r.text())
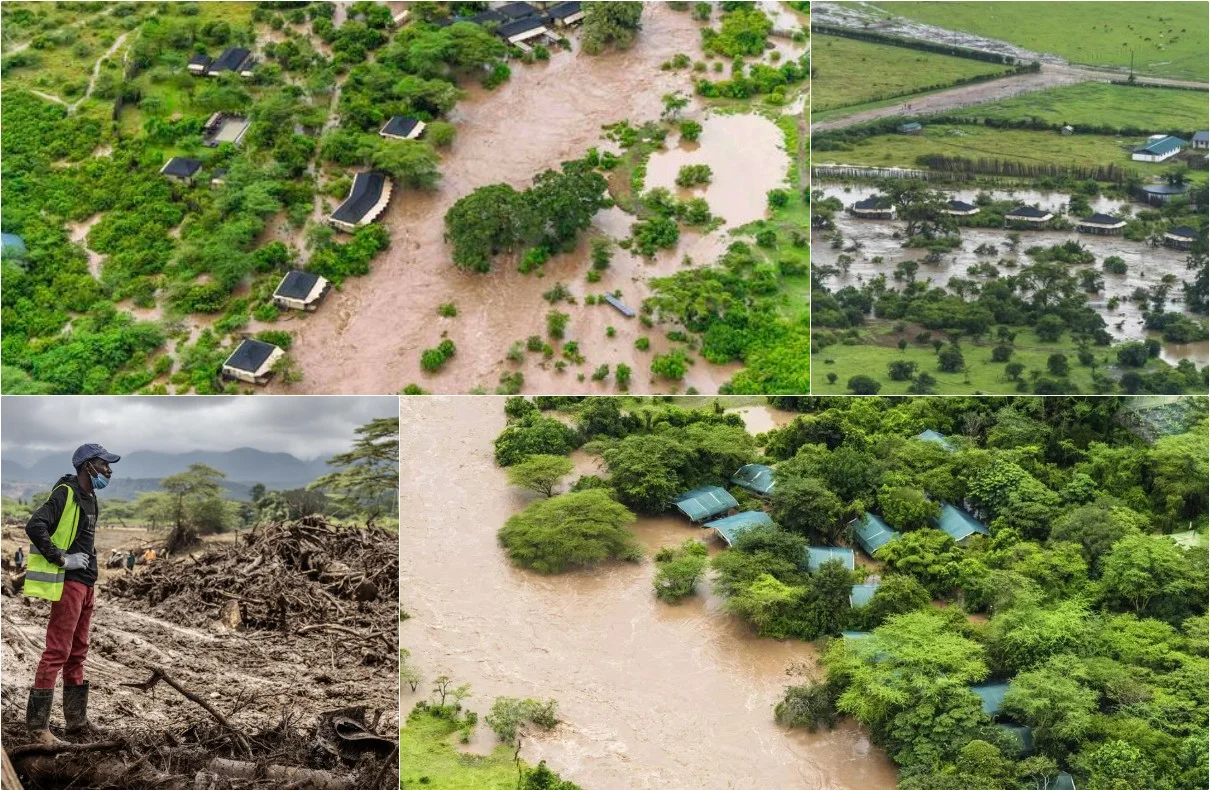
top-left (379, 116), bottom-right (426, 141)
top-left (273, 270), bottom-right (331, 311)
top-left (1192, 131), bottom-right (1209, 151)
top-left (329, 171), bottom-right (393, 233)
top-left (221, 338), bottom-right (284, 385)
top-left (1131, 135), bottom-right (1185, 163)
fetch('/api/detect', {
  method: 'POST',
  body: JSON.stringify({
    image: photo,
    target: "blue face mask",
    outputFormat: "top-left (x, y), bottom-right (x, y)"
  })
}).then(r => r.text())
top-left (87, 463), bottom-right (109, 491)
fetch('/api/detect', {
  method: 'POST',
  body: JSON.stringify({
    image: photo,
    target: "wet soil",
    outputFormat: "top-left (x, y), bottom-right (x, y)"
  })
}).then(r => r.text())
top-left (284, 5), bottom-right (787, 395)
top-left (816, 183), bottom-right (1208, 367)
top-left (399, 397), bottom-right (898, 790)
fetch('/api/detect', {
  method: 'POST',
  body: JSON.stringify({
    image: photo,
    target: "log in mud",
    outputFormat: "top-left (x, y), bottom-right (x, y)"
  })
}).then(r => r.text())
top-left (1, 519), bottom-right (398, 789)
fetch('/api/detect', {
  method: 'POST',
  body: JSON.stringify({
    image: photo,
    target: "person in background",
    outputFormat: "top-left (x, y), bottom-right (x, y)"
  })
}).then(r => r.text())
top-left (15, 546), bottom-right (25, 568)
top-left (125, 550), bottom-right (136, 573)
top-left (23, 444), bottom-right (119, 745)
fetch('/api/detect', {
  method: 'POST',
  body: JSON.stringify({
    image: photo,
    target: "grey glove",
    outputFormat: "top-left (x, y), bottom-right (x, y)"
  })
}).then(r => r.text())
top-left (61, 553), bottom-right (90, 571)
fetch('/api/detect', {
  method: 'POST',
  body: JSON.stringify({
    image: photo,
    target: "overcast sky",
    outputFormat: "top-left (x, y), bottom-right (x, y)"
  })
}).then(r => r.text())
top-left (1, 397), bottom-right (398, 464)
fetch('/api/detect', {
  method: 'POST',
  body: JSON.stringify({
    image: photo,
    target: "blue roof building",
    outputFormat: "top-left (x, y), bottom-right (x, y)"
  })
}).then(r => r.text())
top-left (970, 682), bottom-right (1010, 716)
top-left (805, 546), bottom-right (856, 573)
top-left (1, 232), bottom-right (27, 260)
top-left (1132, 135), bottom-right (1185, 162)
top-left (707, 511), bottom-right (772, 546)
top-left (915, 429), bottom-right (955, 451)
top-left (674, 486), bottom-right (738, 523)
top-left (935, 503), bottom-right (989, 545)
top-left (851, 512), bottom-right (900, 557)
top-left (731, 463), bottom-right (775, 495)
top-left (850, 583), bottom-right (880, 608)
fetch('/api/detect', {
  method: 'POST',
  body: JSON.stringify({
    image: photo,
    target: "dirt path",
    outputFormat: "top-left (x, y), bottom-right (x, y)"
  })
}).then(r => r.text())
top-left (71, 32), bottom-right (129, 112)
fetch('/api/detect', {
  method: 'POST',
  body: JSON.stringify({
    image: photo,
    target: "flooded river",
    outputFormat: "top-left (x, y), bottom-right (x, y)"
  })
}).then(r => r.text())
top-left (400, 397), bottom-right (898, 790)
top-left (815, 183), bottom-right (1209, 367)
top-left (286, 5), bottom-right (792, 395)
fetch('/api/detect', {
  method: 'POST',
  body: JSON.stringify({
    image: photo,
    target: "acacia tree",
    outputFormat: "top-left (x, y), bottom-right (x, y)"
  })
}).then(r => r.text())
top-left (161, 464), bottom-right (227, 550)
top-left (506, 454), bottom-right (574, 497)
top-left (309, 417), bottom-right (399, 524)
top-left (582, 2), bottom-right (644, 54)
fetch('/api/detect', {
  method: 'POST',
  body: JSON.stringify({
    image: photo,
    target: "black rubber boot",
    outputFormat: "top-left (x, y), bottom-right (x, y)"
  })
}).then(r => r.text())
top-left (26, 687), bottom-right (63, 746)
top-left (64, 682), bottom-right (107, 738)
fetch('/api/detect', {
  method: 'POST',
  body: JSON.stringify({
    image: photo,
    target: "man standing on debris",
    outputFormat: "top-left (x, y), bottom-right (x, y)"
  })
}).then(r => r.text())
top-left (23, 443), bottom-right (119, 745)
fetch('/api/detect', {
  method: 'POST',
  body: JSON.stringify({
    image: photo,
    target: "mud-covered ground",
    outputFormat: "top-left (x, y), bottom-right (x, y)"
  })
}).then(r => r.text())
top-left (1, 522), bottom-right (398, 789)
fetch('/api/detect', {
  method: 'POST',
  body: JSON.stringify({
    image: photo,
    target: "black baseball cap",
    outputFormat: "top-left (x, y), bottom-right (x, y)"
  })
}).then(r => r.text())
top-left (72, 444), bottom-right (121, 469)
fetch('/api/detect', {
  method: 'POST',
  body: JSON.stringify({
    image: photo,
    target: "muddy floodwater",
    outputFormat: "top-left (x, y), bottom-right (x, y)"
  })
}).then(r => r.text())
top-left (816, 184), bottom-right (1208, 367)
top-left (400, 398), bottom-right (898, 790)
top-left (285, 4), bottom-right (793, 395)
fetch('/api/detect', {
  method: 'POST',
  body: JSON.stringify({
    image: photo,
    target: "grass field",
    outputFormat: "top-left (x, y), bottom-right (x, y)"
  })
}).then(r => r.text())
top-left (959, 82), bottom-right (1208, 133)
top-left (812, 124), bottom-right (1176, 173)
top-left (813, 34), bottom-right (1015, 111)
top-left (400, 709), bottom-right (532, 790)
top-left (811, 324), bottom-right (1192, 395)
top-left (870, 1), bottom-right (1209, 81)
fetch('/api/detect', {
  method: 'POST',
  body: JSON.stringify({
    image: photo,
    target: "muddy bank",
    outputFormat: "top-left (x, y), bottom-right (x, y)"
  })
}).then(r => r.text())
top-left (399, 398), bottom-right (898, 790)
top-left (815, 184), bottom-right (1207, 366)
top-left (285, 5), bottom-right (779, 395)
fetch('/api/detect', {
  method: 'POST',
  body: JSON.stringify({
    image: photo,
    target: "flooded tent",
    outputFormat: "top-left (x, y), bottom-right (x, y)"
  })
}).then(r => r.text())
top-left (221, 338), bottom-right (284, 385)
top-left (674, 485), bottom-right (738, 523)
top-left (935, 503), bottom-right (989, 545)
top-left (850, 583), bottom-right (880, 608)
top-left (547, 1), bottom-right (585, 26)
top-left (805, 546), bottom-right (856, 573)
top-left (851, 512), bottom-right (899, 557)
top-left (273, 270), bottom-right (332, 311)
top-left (915, 429), bottom-right (955, 451)
top-left (1163, 225), bottom-right (1199, 251)
top-left (496, 15), bottom-right (550, 48)
top-left (707, 511), bottom-right (773, 546)
top-left (210, 168), bottom-right (227, 188)
top-left (602, 293), bottom-right (636, 317)
top-left (731, 463), bottom-right (775, 495)
top-left (380, 116), bottom-right (426, 141)
top-left (849, 197), bottom-right (895, 219)
top-left (1076, 213), bottom-right (1126, 235)
top-left (1135, 182), bottom-right (1190, 206)
top-left (330, 171), bottom-right (393, 233)
top-left (497, 2), bottom-right (541, 19)
top-left (209, 47), bottom-right (254, 77)
top-left (970, 682), bottom-right (1009, 716)
top-left (942, 199), bottom-right (979, 216)
top-left (159, 157), bottom-right (203, 184)
top-left (1004, 206), bottom-right (1054, 226)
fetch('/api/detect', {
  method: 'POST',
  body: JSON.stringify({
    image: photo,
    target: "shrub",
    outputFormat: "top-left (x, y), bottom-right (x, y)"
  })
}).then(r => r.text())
top-left (498, 490), bottom-right (639, 572)
top-left (679, 119), bottom-right (703, 142)
top-left (675, 163), bottom-right (713, 187)
top-left (847, 375), bottom-right (881, 394)
top-left (767, 189), bottom-right (790, 209)
top-left (991, 345), bottom-right (1013, 362)
top-left (651, 349), bottom-right (691, 380)
top-left (546, 310), bottom-right (570, 339)
top-left (437, 302), bottom-right (457, 317)
top-left (420, 339), bottom-right (456, 372)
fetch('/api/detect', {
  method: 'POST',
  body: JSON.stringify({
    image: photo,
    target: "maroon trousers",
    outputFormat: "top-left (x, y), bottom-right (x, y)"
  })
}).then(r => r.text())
top-left (34, 580), bottom-right (94, 689)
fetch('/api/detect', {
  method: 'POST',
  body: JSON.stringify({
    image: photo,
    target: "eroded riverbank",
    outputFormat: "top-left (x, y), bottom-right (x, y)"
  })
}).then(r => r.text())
top-left (399, 398), bottom-right (898, 790)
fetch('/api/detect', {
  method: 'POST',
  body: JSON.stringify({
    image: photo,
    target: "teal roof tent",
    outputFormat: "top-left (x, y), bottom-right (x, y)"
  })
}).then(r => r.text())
top-left (935, 503), bottom-right (989, 544)
top-left (674, 486), bottom-right (738, 523)
top-left (707, 511), bottom-right (772, 546)
top-left (915, 429), bottom-right (955, 452)
top-left (851, 512), bottom-right (899, 556)
top-left (732, 463), bottom-right (775, 495)
top-left (805, 546), bottom-right (856, 573)
top-left (998, 723), bottom-right (1035, 756)
top-left (971, 682), bottom-right (1009, 716)
top-left (1, 232), bottom-right (27, 260)
top-left (850, 583), bottom-right (880, 608)
top-left (1044, 774), bottom-right (1076, 790)
top-left (841, 631), bottom-right (871, 640)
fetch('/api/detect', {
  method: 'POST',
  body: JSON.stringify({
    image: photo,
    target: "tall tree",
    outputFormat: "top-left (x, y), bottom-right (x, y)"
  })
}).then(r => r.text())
top-left (310, 417), bottom-right (399, 524)
top-left (582, 2), bottom-right (644, 54)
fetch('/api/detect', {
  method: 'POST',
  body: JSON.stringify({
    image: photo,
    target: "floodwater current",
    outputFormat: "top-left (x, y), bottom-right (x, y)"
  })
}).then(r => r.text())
top-left (400, 398), bottom-right (898, 790)
top-left (815, 184), bottom-right (1209, 367)
top-left (284, 4), bottom-right (794, 395)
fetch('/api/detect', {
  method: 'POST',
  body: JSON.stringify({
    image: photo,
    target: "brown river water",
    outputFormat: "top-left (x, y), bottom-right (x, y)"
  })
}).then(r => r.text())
top-left (283, 5), bottom-right (791, 395)
top-left (816, 184), bottom-right (1209, 367)
top-left (400, 398), bottom-right (898, 790)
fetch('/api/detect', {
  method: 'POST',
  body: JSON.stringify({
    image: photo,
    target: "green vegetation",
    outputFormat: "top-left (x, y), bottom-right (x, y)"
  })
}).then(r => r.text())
top-left (497, 489), bottom-right (640, 573)
top-left (581, 2), bottom-right (644, 55)
top-left (813, 34), bottom-right (1014, 112)
top-left (871, 1), bottom-right (1210, 80)
top-left (653, 539), bottom-right (710, 602)
top-left (960, 82), bottom-right (1208, 135)
top-left (758, 396), bottom-right (1208, 790)
top-left (505, 454), bottom-right (574, 498)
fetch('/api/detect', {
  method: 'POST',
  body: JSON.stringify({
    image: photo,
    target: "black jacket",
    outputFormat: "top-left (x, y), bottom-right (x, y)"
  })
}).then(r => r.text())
top-left (25, 474), bottom-right (99, 586)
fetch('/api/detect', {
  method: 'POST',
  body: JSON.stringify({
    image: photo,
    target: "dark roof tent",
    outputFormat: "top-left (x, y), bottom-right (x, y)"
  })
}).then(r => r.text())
top-left (1168, 225), bottom-right (1199, 238)
top-left (162, 157), bottom-right (203, 177)
top-left (224, 338), bottom-right (278, 373)
top-left (275, 270), bottom-right (322, 300)
top-left (497, 15), bottom-right (547, 37)
top-left (381, 116), bottom-right (422, 138)
top-left (497, 2), bottom-right (540, 19)
top-left (853, 197), bottom-right (889, 210)
top-left (1080, 213), bottom-right (1123, 225)
top-left (331, 171), bottom-right (388, 224)
top-left (211, 47), bottom-right (251, 73)
top-left (547, 1), bottom-right (583, 18)
top-left (1139, 183), bottom-right (1189, 196)
top-left (945, 200), bottom-right (976, 212)
top-left (1006, 206), bottom-right (1050, 218)
top-left (189, 53), bottom-right (213, 67)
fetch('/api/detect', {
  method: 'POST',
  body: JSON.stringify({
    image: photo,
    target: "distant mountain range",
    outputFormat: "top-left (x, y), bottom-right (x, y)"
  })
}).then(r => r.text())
top-left (1, 447), bottom-right (335, 501)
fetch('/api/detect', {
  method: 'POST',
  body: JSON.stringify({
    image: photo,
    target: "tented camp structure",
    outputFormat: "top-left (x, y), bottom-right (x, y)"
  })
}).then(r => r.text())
top-left (850, 583), bottom-right (880, 608)
top-left (851, 512), bottom-right (899, 557)
top-left (915, 429), bottom-right (955, 451)
top-left (731, 463), bottom-right (775, 496)
top-left (935, 503), bottom-right (989, 545)
top-left (221, 339), bottom-right (284, 385)
top-left (707, 511), bottom-right (772, 547)
top-left (273, 270), bottom-right (331, 311)
top-left (805, 546), bottom-right (856, 573)
top-left (673, 486), bottom-right (738, 523)
top-left (379, 116), bottom-right (426, 141)
top-left (329, 171), bottom-right (392, 232)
